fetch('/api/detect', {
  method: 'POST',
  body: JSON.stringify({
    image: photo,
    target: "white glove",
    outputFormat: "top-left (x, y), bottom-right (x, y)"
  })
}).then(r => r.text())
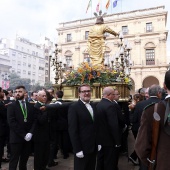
top-left (76, 151), bottom-right (84, 158)
top-left (24, 133), bottom-right (33, 141)
top-left (98, 145), bottom-right (102, 151)
top-left (122, 124), bottom-right (127, 133)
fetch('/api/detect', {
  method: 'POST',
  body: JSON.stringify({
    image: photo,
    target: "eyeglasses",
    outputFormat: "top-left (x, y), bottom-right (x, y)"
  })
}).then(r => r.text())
top-left (80, 90), bottom-right (91, 93)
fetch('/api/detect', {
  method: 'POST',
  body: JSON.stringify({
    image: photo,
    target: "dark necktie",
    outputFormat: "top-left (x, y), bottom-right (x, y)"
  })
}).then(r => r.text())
top-left (21, 101), bottom-right (26, 112)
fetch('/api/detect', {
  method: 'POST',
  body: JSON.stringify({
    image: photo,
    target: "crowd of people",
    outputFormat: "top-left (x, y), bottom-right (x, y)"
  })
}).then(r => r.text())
top-left (0, 69), bottom-right (170, 170)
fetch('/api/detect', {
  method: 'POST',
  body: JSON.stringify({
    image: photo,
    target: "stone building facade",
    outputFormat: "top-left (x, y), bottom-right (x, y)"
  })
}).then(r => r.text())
top-left (56, 6), bottom-right (169, 93)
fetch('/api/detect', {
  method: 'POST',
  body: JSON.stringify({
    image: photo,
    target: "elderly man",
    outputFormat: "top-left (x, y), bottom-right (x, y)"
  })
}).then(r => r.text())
top-left (34, 90), bottom-right (50, 170)
top-left (96, 87), bottom-right (125, 170)
top-left (68, 84), bottom-right (97, 170)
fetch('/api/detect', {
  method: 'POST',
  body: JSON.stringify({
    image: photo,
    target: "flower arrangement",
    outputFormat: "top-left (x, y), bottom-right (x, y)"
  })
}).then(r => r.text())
top-left (64, 62), bottom-right (132, 89)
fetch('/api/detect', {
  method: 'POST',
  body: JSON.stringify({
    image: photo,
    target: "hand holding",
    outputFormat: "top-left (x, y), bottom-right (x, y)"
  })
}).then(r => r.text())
top-left (76, 151), bottom-right (84, 158)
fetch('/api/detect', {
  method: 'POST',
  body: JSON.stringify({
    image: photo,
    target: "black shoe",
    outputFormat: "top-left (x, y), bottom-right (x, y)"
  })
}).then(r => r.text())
top-left (128, 156), bottom-right (138, 165)
top-left (48, 161), bottom-right (58, 167)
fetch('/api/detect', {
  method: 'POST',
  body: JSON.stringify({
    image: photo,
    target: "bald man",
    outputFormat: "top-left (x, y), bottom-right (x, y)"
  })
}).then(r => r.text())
top-left (96, 87), bottom-right (125, 170)
top-left (34, 90), bottom-right (50, 170)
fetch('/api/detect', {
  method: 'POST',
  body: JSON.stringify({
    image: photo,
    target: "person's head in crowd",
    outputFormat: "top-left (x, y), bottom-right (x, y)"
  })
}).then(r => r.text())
top-left (161, 88), bottom-right (168, 100)
top-left (129, 93), bottom-right (143, 110)
top-left (7, 88), bottom-right (13, 97)
top-left (138, 88), bottom-right (146, 97)
top-left (164, 70), bottom-right (170, 91)
top-left (102, 87), bottom-right (115, 102)
top-left (148, 84), bottom-right (162, 99)
top-left (45, 90), bottom-right (53, 104)
top-left (56, 90), bottom-right (63, 99)
top-left (0, 87), bottom-right (4, 100)
top-left (113, 89), bottom-right (120, 102)
top-left (31, 91), bottom-right (38, 101)
top-left (37, 90), bottom-right (47, 104)
top-left (24, 90), bottom-right (29, 100)
top-left (144, 87), bottom-right (149, 100)
top-left (3, 90), bottom-right (9, 100)
top-left (14, 86), bottom-right (26, 101)
top-left (47, 88), bottom-right (55, 98)
top-left (78, 84), bottom-right (92, 103)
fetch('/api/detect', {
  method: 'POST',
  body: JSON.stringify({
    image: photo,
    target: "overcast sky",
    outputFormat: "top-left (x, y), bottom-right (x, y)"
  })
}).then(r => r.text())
top-left (0, 0), bottom-right (169, 55)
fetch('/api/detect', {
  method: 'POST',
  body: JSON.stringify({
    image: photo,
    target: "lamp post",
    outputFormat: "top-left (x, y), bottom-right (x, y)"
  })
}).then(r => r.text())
top-left (104, 31), bottom-right (132, 82)
top-left (49, 44), bottom-right (72, 84)
top-left (1, 73), bottom-right (10, 90)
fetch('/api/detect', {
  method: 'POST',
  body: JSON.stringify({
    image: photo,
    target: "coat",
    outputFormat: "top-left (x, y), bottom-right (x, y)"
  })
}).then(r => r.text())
top-left (68, 100), bottom-right (97, 154)
top-left (135, 98), bottom-right (170, 170)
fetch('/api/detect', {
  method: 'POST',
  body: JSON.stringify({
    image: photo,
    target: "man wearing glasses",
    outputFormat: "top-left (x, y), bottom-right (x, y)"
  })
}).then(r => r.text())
top-left (68, 84), bottom-right (97, 170)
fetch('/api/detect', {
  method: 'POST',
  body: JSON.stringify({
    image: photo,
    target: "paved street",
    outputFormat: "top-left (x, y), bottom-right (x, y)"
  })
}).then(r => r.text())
top-left (1, 130), bottom-right (139, 170)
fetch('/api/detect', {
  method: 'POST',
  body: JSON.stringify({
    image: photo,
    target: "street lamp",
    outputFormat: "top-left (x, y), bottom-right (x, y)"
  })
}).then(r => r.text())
top-left (104, 31), bottom-right (132, 82)
top-left (49, 44), bottom-right (72, 84)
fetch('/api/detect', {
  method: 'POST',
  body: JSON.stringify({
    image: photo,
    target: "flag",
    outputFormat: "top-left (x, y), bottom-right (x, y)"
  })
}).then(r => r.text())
top-left (96, 3), bottom-right (99, 12)
top-left (86, 0), bottom-right (92, 13)
top-left (113, 0), bottom-right (118, 8)
top-left (106, 0), bottom-right (110, 10)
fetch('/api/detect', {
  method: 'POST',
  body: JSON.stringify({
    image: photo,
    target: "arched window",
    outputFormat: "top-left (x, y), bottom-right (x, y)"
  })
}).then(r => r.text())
top-left (64, 50), bottom-right (73, 67)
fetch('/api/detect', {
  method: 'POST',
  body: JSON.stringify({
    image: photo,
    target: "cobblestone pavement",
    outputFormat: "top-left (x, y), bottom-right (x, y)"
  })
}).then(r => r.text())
top-left (1, 130), bottom-right (139, 170)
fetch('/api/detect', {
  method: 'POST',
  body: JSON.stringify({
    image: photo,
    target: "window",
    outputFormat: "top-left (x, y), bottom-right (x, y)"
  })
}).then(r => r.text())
top-left (45, 63), bottom-right (48, 67)
top-left (67, 34), bottom-right (72, 42)
top-left (84, 54), bottom-right (90, 63)
top-left (33, 65), bottom-right (36, 70)
top-left (28, 64), bottom-right (31, 68)
top-left (23, 55), bottom-right (26, 60)
top-left (28, 71), bottom-right (31, 75)
top-left (66, 56), bottom-right (72, 67)
top-left (39, 59), bottom-right (45, 64)
top-left (45, 70), bottom-right (48, 75)
top-left (12, 52), bottom-right (16, 56)
top-left (23, 62), bottom-right (26, 66)
top-left (122, 26), bottom-right (128, 35)
top-left (39, 67), bottom-right (44, 70)
top-left (45, 56), bottom-right (48, 60)
top-left (146, 49), bottom-right (155, 65)
top-left (146, 22), bottom-right (152, 32)
top-left (23, 70), bottom-right (26, 74)
top-left (17, 61), bottom-right (21, 66)
top-left (85, 31), bottom-right (89, 40)
top-left (12, 60), bottom-right (16, 65)
top-left (17, 69), bottom-right (21, 74)
top-left (32, 72), bottom-right (36, 76)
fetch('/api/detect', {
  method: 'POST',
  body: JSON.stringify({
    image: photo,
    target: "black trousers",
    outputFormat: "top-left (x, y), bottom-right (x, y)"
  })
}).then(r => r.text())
top-left (0, 135), bottom-right (6, 168)
top-left (74, 152), bottom-right (96, 170)
top-left (9, 141), bottom-right (32, 170)
top-left (96, 146), bottom-right (120, 170)
top-left (34, 142), bottom-right (50, 170)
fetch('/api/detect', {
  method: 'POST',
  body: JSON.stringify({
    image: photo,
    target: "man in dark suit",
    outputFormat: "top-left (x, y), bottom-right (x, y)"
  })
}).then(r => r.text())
top-left (0, 87), bottom-right (9, 169)
top-left (68, 84), bottom-right (97, 170)
top-left (130, 84), bottom-right (162, 169)
top-left (33, 90), bottom-right (50, 170)
top-left (7, 85), bottom-right (36, 170)
top-left (55, 90), bottom-right (71, 159)
top-left (96, 87), bottom-right (126, 170)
